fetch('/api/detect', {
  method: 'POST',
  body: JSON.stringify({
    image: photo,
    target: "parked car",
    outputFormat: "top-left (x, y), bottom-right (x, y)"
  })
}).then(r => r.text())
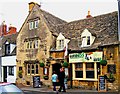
top-left (0, 82), bottom-right (24, 94)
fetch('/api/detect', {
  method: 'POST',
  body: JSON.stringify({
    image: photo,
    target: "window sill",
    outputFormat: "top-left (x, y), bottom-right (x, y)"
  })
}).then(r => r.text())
top-left (73, 78), bottom-right (98, 81)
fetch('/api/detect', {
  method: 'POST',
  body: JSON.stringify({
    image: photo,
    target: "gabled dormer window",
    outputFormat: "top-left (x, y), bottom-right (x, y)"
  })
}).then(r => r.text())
top-left (81, 29), bottom-right (95, 47)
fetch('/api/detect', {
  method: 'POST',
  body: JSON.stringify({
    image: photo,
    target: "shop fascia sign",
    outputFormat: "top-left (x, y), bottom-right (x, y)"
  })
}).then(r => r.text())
top-left (69, 52), bottom-right (103, 63)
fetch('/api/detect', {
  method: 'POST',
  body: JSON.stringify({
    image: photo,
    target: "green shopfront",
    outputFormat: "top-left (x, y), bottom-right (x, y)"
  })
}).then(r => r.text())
top-left (69, 52), bottom-right (103, 89)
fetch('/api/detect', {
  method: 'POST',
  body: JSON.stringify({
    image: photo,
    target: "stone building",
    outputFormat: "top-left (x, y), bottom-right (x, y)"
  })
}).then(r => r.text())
top-left (16, 2), bottom-right (120, 91)
top-left (16, 2), bottom-right (66, 86)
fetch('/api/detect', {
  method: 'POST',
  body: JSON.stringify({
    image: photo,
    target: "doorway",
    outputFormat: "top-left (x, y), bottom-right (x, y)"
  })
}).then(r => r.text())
top-left (52, 63), bottom-right (61, 75)
top-left (3, 66), bottom-right (7, 82)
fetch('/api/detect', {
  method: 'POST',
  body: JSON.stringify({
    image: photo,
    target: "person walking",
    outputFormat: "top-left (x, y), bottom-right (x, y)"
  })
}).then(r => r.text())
top-left (58, 67), bottom-right (66, 92)
top-left (51, 71), bottom-right (58, 91)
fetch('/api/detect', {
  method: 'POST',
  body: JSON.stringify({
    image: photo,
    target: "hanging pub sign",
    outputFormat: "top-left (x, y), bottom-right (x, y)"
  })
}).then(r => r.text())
top-left (69, 52), bottom-right (103, 63)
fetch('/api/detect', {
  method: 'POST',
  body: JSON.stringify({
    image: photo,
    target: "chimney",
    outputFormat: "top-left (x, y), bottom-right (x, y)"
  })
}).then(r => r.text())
top-left (28, 2), bottom-right (36, 12)
top-left (86, 11), bottom-right (92, 18)
top-left (7, 24), bottom-right (17, 35)
top-left (2, 21), bottom-right (7, 36)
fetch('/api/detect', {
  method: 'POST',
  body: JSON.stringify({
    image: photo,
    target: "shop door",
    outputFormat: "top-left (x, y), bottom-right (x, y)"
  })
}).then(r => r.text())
top-left (52, 63), bottom-right (61, 86)
top-left (3, 66), bottom-right (7, 82)
top-left (52, 63), bottom-right (61, 75)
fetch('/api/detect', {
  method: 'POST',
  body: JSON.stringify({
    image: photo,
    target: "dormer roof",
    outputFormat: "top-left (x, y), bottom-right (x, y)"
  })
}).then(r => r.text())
top-left (56, 11), bottom-right (118, 50)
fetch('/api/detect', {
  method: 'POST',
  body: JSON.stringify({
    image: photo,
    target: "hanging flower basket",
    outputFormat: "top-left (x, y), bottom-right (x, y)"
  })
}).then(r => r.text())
top-left (18, 70), bottom-right (22, 78)
top-left (100, 60), bottom-right (107, 66)
top-left (63, 62), bottom-right (69, 68)
top-left (40, 62), bottom-right (45, 67)
top-left (43, 75), bottom-right (49, 80)
top-left (107, 73), bottom-right (115, 83)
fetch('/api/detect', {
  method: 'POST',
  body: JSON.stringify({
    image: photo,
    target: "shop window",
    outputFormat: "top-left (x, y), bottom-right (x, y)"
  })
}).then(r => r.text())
top-left (76, 71), bottom-right (83, 78)
top-left (9, 66), bottom-right (14, 76)
top-left (86, 63), bottom-right (94, 78)
top-left (86, 71), bottom-right (94, 78)
top-left (75, 63), bottom-right (83, 78)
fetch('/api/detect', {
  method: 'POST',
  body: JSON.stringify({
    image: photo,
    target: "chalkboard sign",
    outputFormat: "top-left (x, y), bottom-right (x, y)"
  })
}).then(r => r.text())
top-left (98, 75), bottom-right (106, 91)
top-left (33, 76), bottom-right (41, 88)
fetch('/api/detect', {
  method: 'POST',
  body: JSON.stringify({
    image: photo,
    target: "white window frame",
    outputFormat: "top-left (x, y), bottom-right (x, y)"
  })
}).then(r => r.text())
top-left (8, 66), bottom-right (14, 76)
top-left (35, 20), bottom-right (38, 28)
top-left (73, 62), bottom-right (97, 81)
top-left (29, 22), bottom-right (34, 30)
top-left (58, 39), bottom-right (64, 49)
top-left (81, 36), bottom-right (90, 47)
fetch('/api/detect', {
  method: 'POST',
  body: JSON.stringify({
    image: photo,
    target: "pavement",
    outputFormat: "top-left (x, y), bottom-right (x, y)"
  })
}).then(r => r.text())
top-left (19, 85), bottom-right (119, 94)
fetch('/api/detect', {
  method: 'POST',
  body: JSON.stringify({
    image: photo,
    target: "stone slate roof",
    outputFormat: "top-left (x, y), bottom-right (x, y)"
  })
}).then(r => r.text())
top-left (55, 11), bottom-right (119, 50)
top-left (18, 4), bottom-right (67, 41)
top-left (0, 32), bottom-right (18, 56)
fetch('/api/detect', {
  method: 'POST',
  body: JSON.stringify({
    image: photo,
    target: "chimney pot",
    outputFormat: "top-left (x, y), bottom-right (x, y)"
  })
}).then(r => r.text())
top-left (29, 2), bottom-right (36, 12)
top-left (86, 10), bottom-right (92, 18)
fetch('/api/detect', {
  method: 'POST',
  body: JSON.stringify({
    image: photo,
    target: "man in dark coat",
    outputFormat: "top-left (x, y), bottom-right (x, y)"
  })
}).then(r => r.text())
top-left (58, 67), bottom-right (66, 92)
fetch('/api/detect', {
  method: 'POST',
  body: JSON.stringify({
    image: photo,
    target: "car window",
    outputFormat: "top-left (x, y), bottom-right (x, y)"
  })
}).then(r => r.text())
top-left (2, 84), bottom-right (23, 93)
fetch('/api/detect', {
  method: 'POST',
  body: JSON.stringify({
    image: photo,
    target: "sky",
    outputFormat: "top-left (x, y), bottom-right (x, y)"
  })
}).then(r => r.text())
top-left (0, 0), bottom-right (118, 32)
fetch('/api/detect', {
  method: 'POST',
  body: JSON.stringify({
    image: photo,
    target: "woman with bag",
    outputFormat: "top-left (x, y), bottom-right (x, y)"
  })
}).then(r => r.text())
top-left (51, 71), bottom-right (58, 91)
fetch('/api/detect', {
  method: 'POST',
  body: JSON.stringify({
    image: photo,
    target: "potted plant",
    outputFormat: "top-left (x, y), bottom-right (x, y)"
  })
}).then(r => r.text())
top-left (107, 72), bottom-right (115, 83)
top-left (40, 62), bottom-right (45, 67)
top-left (63, 62), bottom-right (69, 68)
top-left (43, 75), bottom-right (49, 80)
top-left (100, 60), bottom-right (107, 66)
top-left (18, 70), bottom-right (22, 78)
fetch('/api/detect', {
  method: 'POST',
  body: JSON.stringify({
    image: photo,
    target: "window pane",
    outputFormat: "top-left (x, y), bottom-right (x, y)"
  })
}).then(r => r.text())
top-left (28, 65), bottom-right (30, 74)
top-left (27, 42), bottom-right (29, 49)
top-left (35, 20), bottom-right (38, 28)
top-left (75, 63), bottom-right (83, 69)
top-left (36, 64), bottom-right (38, 74)
top-left (59, 40), bottom-right (64, 49)
top-left (86, 63), bottom-right (94, 69)
top-left (87, 36), bottom-right (90, 45)
top-left (30, 41), bottom-right (32, 48)
top-left (86, 71), bottom-right (94, 78)
top-left (6, 44), bottom-right (10, 54)
top-left (31, 64), bottom-right (34, 74)
top-left (75, 71), bottom-right (83, 78)
top-left (9, 66), bottom-right (14, 76)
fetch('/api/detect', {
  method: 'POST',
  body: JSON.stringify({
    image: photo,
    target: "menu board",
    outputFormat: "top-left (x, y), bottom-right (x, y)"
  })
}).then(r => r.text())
top-left (33, 76), bottom-right (41, 88)
top-left (98, 75), bottom-right (106, 91)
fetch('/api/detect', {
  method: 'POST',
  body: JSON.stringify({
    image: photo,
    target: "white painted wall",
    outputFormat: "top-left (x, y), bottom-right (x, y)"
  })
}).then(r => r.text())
top-left (1, 56), bottom-right (16, 83)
